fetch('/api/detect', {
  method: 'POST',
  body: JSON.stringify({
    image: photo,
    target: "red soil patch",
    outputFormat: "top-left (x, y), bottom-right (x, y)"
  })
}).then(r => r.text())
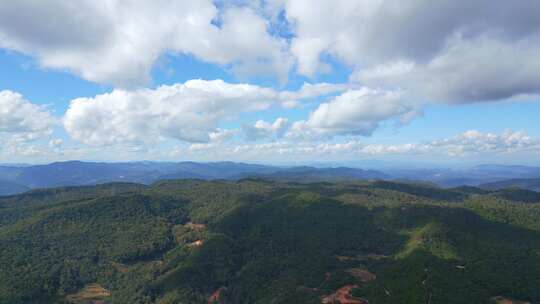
top-left (208, 287), bottom-right (227, 304)
top-left (321, 285), bottom-right (368, 304)
top-left (345, 268), bottom-right (376, 282)
top-left (492, 296), bottom-right (531, 304)
top-left (66, 284), bottom-right (111, 303)
top-left (187, 239), bottom-right (204, 248)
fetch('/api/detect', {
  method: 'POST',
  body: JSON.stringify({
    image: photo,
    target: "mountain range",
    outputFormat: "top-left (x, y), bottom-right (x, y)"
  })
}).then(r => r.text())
top-left (1, 161), bottom-right (540, 196)
top-left (480, 178), bottom-right (540, 192)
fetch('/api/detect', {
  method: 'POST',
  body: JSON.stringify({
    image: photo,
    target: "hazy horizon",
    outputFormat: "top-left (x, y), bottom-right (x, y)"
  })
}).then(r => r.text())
top-left (2, 159), bottom-right (540, 171)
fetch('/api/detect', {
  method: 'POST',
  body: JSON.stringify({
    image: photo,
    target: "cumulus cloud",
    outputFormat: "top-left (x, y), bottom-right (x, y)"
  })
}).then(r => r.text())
top-left (63, 79), bottom-right (277, 145)
top-left (278, 82), bottom-right (351, 108)
top-left (178, 130), bottom-right (540, 161)
top-left (4, 0), bottom-right (540, 163)
top-left (429, 130), bottom-right (537, 156)
top-left (286, 88), bottom-right (417, 139)
top-left (0, 90), bottom-right (55, 142)
top-left (62, 78), bottom-right (358, 146)
top-left (282, 0), bottom-right (540, 102)
top-left (184, 140), bottom-right (364, 161)
top-left (0, 1), bottom-right (291, 87)
top-left (360, 130), bottom-right (538, 156)
top-left (209, 129), bottom-right (237, 143)
top-left (227, 141), bottom-right (362, 158)
top-left (243, 117), bottom-right (289, 141)
top-left (48, 138), bottom-right (63, 149)
top-left (3, 0), bottom-right (540, 104)
top-left (355, 36), bottom-right (540, 102)
top-left (360, 143), bottom-right (429, 156)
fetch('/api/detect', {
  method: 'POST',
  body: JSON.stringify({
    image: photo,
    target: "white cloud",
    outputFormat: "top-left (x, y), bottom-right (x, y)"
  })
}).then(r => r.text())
top-left (284, 0), bottom-right (540, 67)
top-left (0, 90), bottom-right (60, 161)
top-left (360, 130), bottom-right (539, 157)
top-left (360, 143), bottom-right (429, 156)
top-left (0, 90), bottom-right (55, 142)
top-left (0, 1), bottom-right (291, 87)
top-left (286, 88), bottom-right (417, 139)
top-left (355, 36), bottom-right (540, 102)
top-left (282, 0), bottom-right (540, 102)
top-left (48, 138), bottom-right (63, 149)
top-left (184, 128), bottom-right (239, 154)
top-left (63, 79), bottom-right (277, 145)
top-left (209, 128), bottom-right (237, 143)
top-left (184, 140), bottom-right (364, 161)
top-left (3, 0), bottom-right (540, 104)
top-left (178, 130), bottom-right (540, 162)
top-left (62, 78), bottom-right (358, 146)
top-left (2, 143), bottom-right (42, 157)
top-left (429, 130), bottom-right (537, 156)
top-left (278, 82), bottom-right (351, 108)
top-left (3, 1), bottom-right (540, 163)
top-left (243, 117), bottom-right (289, 141)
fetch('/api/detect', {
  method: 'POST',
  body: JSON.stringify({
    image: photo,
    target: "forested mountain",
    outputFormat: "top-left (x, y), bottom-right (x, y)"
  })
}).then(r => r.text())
top-left (0, 162), bottom-right (388, 196)
top-left (0, 161), bottom-right (278, 191)
top-left (481, 178), bottom-right (540, 192)
top-left (251, 166), bottom-right (389, 182)
top-left (1, 179), bottom-right (539, 303)
top-left (385, 165), bottom-right (540, 187)
top-left (3, 161), bottom-right (540, 196)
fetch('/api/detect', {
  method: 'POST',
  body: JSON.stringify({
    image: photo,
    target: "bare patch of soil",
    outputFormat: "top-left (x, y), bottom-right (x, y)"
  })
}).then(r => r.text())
top-left (187, 239), bottom-right (203, 248)
top-left (492, 296), bottom-right (531, 304)
top-left (66, 283), bottom-right (111, 303)
top-left (321, 285), bottom-right (368, 304)
top-left (345, 268), bottom-right (376, 282)
top-left (208, 287), bottom-right (227, 304)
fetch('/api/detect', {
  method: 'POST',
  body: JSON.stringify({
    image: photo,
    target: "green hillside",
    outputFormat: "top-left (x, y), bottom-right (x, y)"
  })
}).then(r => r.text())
top-left (0, 180), bottom-right (539, 304)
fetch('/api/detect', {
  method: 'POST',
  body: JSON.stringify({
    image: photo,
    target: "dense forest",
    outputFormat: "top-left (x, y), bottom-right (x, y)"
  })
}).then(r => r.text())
top-left (0, 179), bottom-right (539, 303)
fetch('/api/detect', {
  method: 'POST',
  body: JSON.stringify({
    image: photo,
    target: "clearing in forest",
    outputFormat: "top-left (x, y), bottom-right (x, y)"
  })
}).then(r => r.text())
top-left (66, 283), bottom-right (111, 303)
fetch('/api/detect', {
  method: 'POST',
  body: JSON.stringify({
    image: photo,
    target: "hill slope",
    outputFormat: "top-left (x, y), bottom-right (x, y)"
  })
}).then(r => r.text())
top-left (0, 180), bottom-right (539, 303)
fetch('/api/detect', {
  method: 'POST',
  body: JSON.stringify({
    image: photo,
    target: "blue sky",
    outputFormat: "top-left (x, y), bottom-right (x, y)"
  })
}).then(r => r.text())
top-left (1, 0), bottom-right (540, 165)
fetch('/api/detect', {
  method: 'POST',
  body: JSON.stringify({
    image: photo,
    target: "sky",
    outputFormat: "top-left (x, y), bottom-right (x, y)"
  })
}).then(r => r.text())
top-left (1, 0), bottom-right (540, 165)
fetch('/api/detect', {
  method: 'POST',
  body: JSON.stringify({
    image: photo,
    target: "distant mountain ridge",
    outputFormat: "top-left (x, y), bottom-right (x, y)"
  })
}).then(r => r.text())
top-left (385, 164), bottom-right (540, 187)
top-left (2, 161), bottom-right (540, 196)
top-left (480, 178), bottom-right (540, 192)
top-left (251, 166), bottom-right (389, 182)
top-left (0, 161), bottom-right (387, 196)
top-left (0, 180), bottom-right (29, 196)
